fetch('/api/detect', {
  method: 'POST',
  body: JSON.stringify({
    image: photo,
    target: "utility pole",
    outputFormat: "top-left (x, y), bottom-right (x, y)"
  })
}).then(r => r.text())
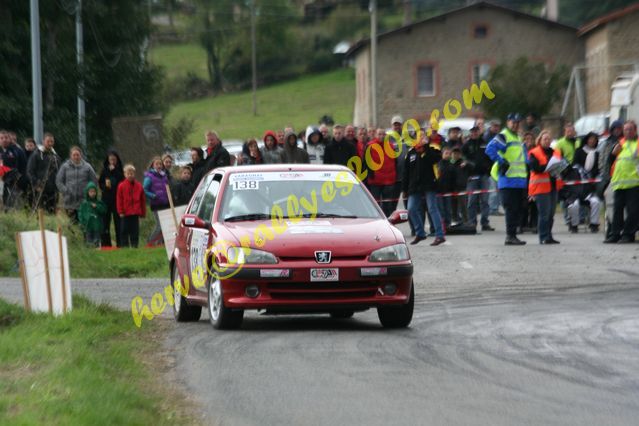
top-left (370, 0), bottom-right (377, 127)
top-left (30, 0), bottom-right (43, 144)
top-left (76, 0), bottom-right (87, 152)
top-left (250, 0), bottom-right (257, 116)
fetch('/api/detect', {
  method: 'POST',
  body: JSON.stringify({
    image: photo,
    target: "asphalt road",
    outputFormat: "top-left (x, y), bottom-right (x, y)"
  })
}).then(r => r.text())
top-left (2, 215), bottom-right (639, 425)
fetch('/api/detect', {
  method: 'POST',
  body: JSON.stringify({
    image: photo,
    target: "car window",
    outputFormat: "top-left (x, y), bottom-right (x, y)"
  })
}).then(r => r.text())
top-left (197, 174), bottom-right (222, 221)
top-left (188, 174), bottom-right (214, 215)
top-left (219, 171), bottom-right (382, 221)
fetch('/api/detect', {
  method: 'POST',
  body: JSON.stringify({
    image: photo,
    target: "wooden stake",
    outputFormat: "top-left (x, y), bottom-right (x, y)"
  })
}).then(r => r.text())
top-left (38, 209), bottom-right (53, 314)
top-left (15, 233), bottom-right (31, 312)
top-left (58, 226), bottom-right (67, 314)
top-left (166, 183), bottom-right (179, 230)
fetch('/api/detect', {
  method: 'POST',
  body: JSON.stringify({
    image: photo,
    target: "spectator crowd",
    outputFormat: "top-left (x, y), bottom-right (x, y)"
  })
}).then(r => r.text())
top-left (1, 112), bottom-right (637, 249)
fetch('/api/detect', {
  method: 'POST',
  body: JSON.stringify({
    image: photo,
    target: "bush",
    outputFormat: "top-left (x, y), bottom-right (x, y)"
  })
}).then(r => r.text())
top-left (164, 71), bottom-right (212, 103)
top-left (307, 51), bottom-right (340, 73)
top-left (163, 116), bottom-right (196, 149)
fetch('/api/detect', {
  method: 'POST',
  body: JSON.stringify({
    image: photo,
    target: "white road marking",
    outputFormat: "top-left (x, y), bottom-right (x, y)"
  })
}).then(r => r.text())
top-left (460, 261), bottom-right (473, 269)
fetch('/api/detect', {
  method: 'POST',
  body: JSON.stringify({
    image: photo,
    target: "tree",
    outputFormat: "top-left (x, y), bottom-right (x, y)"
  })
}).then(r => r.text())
top-left (0, 0), bottom-right (165, 162)
top-left (195, 0), bottom-right (298, 92)
top-left (481, 57), bottom-right (569, 122)
top-left (197, 0), bottom-right (235, 93)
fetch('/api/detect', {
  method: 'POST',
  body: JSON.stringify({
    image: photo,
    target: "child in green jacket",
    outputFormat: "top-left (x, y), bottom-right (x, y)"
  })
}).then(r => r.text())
top-left (78, 182), bottom-right (107, 247)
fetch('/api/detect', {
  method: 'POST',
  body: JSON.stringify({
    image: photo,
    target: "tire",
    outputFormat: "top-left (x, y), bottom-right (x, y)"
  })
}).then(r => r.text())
top-left (207, 275), bottom-right (243, 330)
top-left (172, 265), bottom-right (202, 322)
top-left (377, 282), bottom-right (414, 328)
top-left (330, 310), bottom-right (355, 319)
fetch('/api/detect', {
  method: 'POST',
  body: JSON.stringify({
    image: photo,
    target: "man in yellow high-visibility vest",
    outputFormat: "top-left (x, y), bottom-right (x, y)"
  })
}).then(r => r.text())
top-left (604, 121), bottom-right (639, 243)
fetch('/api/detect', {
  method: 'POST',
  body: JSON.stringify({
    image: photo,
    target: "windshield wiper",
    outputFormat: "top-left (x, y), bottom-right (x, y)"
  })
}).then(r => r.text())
top-left (300, 213), bottom-right (358, 219)
top-left (224, 213), bottom-right (271, 222)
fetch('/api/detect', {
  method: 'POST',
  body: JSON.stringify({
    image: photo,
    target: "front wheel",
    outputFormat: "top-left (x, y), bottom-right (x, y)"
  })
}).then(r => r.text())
top-left (208, 276), bottom-right (243, 329)
top-left (172, 265), bottom-right (201, 322)
top-left (377, 282), bottom-right (414, 328)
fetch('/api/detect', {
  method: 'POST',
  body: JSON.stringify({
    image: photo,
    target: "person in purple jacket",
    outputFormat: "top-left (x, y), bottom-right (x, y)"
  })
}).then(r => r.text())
top-left (143, 156), bottom-right (170, 246)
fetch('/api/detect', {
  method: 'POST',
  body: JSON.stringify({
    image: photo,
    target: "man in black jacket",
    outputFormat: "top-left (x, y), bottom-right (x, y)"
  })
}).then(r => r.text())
top-left (204, 130), bottom-right (231, 172)
top-left (27, 133), bottom-right (61, 213)
top-left (324, 125), bottom-right (356, 166)
top-left (344, 124), bottom-right (357, 148)
top-left (462, 126), bottom-right (495, 231)
top-left (402, 135), bottom-right (446, 246)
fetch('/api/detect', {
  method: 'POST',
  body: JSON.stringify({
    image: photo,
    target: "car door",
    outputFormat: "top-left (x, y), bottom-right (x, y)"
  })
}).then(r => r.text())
top-left (189, 174), bottom-right (222, 295)
top-left (176, 174), bottom-right (214, 292)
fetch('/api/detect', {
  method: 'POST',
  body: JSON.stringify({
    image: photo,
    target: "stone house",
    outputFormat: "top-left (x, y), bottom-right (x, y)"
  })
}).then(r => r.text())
top-left (578, 3), bottom-right (639, 114)
top-left (346, 1), bottom-right (583, 127)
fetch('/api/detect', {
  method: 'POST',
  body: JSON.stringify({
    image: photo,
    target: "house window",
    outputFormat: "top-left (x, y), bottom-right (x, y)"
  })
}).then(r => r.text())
top-left (472, 63), bottom-right (491, 85)
top-left (417, 65), bottom-right (435, 97)
top-left (474, 25), bottom-right (488, 38)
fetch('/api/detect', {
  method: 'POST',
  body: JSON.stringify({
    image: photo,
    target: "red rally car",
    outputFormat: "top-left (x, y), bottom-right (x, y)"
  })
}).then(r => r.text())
top-left (170, 164), bottom-right (414, 329)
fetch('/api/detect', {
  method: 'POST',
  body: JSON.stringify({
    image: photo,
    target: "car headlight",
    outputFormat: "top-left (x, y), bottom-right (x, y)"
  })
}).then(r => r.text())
top-left (369, 244), bottom-right (410, 262)
top-left (227, 247), bottom-right (277, 264)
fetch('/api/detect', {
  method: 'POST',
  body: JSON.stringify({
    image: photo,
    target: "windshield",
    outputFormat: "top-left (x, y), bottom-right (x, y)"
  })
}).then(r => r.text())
top-left (219, 171), bottom-right (382, 221)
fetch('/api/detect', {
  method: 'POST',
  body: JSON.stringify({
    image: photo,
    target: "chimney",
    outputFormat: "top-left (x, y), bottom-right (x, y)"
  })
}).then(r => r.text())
top-left (403, 0), bottom-right (412, 26)
top-left (546, 0), bottom-right (559, 21)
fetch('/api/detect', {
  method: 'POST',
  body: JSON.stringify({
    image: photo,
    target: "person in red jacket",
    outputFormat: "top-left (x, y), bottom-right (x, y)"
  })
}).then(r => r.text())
top-left (116, 164), bottom-right (146, 247)
top-left (366, 128), bottom-right (397, 217)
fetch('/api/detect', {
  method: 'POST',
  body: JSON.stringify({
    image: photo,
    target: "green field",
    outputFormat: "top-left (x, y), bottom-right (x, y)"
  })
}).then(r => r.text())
top-left (149, 40), bottom-right (356, 144)
top-left (149, 42), bottom-right (209, 81)
top-left (166, 68), bottom-right (355, 145)
top-left (0, 296), bottom-right (193, 424)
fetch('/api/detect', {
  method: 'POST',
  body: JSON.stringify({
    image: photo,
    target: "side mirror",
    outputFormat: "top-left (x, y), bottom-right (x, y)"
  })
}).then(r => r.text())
top-left (182, 214), bottom-right (211, 230)
top-left (388, 209), bottom-right (409, 225)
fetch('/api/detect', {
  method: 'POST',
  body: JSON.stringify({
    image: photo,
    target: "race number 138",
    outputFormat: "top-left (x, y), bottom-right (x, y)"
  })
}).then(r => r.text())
top-left (233, 180), bottom-right (259, 191)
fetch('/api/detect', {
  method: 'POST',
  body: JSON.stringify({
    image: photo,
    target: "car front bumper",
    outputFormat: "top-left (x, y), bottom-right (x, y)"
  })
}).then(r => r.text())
top-left (217, 262), bottom-right (413, 310)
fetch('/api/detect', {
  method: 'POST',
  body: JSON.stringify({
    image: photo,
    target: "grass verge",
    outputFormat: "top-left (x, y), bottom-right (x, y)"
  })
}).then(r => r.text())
top-left (0, 211), bottom-right (167, 279)
top-left (0, 295), bottom-right (195, 425)
top-left (69, 246), bottom-right (168, 279)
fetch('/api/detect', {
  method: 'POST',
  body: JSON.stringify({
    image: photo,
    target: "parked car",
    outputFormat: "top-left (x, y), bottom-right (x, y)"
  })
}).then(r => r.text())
top-left (574, 113), bottom-right (610, 138)
top-left (422, 117), bottom-right (477, 138)
top-left (172, 149), bottom-right (193, 167)
top-left (170, 164), bottom-right (413, 329)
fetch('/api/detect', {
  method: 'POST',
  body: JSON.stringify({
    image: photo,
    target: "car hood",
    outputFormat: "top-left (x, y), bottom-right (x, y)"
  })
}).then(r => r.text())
top-left (222, 218), bottom-right (403, 259)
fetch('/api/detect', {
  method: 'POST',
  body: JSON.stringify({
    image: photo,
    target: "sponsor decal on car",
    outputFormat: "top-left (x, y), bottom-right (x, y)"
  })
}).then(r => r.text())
top-left (310, 268), bottom-right (339, 282)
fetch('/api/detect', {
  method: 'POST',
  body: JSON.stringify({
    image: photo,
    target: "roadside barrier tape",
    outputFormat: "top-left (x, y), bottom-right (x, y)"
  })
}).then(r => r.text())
top-left (561, 178), bottom-right (602, 186)
top-left (371, 178), bottom-right (604, 203)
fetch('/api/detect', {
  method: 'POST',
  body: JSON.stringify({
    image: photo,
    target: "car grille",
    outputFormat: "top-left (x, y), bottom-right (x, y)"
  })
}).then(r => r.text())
top-left (267, 282), bottom-right (378, 300)
top-left (278, 255), bottom-right (367, 262)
